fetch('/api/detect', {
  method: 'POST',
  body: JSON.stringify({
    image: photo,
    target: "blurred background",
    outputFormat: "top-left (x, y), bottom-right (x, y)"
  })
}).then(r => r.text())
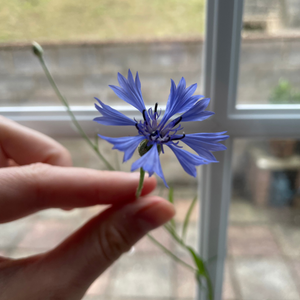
top-left (1, 0), bottom-right (300, 299)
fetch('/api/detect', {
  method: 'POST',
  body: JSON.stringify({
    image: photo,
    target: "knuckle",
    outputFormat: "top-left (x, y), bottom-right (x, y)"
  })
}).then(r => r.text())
top-left (25, 162), bottom-right (49, 179)
top-left (97, 223), bottom-right (132, 263)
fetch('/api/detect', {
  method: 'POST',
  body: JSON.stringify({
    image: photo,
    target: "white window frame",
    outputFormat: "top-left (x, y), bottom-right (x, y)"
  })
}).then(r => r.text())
top-left (199, 1), bottom-right (300, 300)
top-left (1, 1), bottom-right (300, 300)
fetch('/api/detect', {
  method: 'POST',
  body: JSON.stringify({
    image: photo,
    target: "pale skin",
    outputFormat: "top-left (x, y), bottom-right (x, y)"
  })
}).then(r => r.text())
top-left (0, 116), bottom-right (175, 300)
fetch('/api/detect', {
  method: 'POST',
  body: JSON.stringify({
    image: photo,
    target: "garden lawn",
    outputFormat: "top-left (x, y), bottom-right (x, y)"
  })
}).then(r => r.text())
top-left (0, 0), bottom-right (205, 43)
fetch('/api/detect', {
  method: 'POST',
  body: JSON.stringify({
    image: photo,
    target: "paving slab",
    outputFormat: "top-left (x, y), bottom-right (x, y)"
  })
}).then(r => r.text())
top-left (273, 224), bottom-right (300, 258)
top-left (175, 223), bottom-right (198, 255)
top-left (34, 208), bottom-right (83, 221)
top-left (289, 260), bottom-right (300, 295)
top-left (222, 261), bottom-right (236, 300)
top-left (229, 200), bottom-right (270, 224)
top-left (228, 225), bottom-right (281, 256)
top-left (174, 200), bottom-right (199, 223)
top-left (234, 258), bottom-right (299, 300)
top-left (174, 255), bottom-right (196, 298)
top-left (0, 217), bottom-right (32, 248)
top-left (18, 219), bottom-right (75, 250)
top-left (134, 227), bottom-right (173, 254)
top-left (111, 254), bottom-right (172, 298)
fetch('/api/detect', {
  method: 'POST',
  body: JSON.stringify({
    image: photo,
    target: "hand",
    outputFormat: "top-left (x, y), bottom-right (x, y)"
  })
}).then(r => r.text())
top-left (0, 116), bottom-right (175, 300)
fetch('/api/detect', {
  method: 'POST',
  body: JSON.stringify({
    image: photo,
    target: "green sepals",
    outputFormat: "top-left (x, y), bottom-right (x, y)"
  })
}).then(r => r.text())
top-left (138, 139), bottom-right (162, 157)
top-left (32, 41), bottom-right (44, 58)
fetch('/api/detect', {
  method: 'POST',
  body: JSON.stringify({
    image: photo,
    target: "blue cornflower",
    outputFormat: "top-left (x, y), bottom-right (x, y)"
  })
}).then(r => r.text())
top-left (94, 70), bottom-right (229, 187)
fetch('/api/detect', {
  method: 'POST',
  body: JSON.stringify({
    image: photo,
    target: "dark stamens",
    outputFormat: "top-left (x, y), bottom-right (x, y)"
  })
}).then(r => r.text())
top-left (173, 116), bottom-right (182, 127)
top-left (150, 130), bottom-right (158, 137)
top-left (171, 133), bottom-right (185, 141)
top-left (142, 109), bottom-right (148, 124)
top-left (135, 123), bottom-right (139, 131)
top-left (154, 103), bottom-right (158, 114)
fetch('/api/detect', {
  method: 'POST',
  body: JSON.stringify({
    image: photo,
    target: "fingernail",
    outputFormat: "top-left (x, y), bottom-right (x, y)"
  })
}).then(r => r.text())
top-left (128, 172), bottom-right (149, 179)
top-left (128, 172), bottom-right (141, 179)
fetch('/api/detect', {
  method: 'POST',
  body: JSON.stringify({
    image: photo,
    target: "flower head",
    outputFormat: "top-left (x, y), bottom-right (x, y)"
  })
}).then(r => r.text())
top-left (94, 70), bottom-right (229, 187)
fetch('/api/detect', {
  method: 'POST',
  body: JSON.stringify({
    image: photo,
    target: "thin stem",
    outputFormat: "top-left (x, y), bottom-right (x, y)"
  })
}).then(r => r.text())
top-left (147, 234), bottom-right (196, 273)
top-left (164, 224), bottom-right (214, 299)
top-left (135, 168), bottom-right (145, 198)
top-left (36, 54), bottom-right (114, 171)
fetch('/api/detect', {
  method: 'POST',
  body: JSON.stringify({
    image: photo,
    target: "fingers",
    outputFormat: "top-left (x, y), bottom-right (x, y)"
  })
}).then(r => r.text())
top-left (0, 146), bottom-right (8, 168)
top-left (0, 116), bottom-right (72, 167)
top-left (0, 163), bottom-right (157, 223)
top-left (41, 196), bottom-right (175, 299)
top-left (0, 197), bottom-right (174, 300)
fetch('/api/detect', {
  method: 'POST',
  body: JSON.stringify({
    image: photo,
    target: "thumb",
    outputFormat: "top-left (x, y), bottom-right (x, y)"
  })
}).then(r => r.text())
top-left (40, 196), bottom-right (175, 299)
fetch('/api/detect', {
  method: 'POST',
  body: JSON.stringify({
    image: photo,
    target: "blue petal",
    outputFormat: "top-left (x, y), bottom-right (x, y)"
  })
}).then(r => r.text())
top-left (94, 98), bottom-right (136, 126)
top-left (160, 78), bottom-right (203, 126)
top-left (109, 70), bottom-right (146, 113)
top-left (175, 132), bottom-right (229, 162)
top-left (98, 134), bottom-right (145, 162)
top-left (185, 132), bottom-right (229, 142)
top-left (167, 144), bottom-right (210, 177)
top-left (180, 98), bottom-right (214, 122)
top-left (131, 145), bottom-right (168, 187)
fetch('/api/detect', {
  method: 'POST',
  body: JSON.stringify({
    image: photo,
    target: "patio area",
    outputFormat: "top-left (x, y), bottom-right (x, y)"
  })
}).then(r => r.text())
top-left (1, 190), bottom-right (300, 300)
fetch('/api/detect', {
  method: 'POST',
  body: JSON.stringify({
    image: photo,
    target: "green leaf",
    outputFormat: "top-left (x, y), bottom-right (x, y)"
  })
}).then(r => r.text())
top-left (187, 246), bottom-right (213, 300)
top-left (186, 246), bottom-right (205, 275)
top-left (181, 196), bottom-right (197, 241)
top-left (195, 272), bottom-right (204, 289)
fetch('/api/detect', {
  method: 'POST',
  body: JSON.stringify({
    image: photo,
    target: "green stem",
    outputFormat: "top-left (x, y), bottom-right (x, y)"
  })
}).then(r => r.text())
top-left (147, 234), bottom-right (196, 273)
top-left (36, 54), bottom-right (114, 171)
top-left (135, 168), bottom-right (145, 198)
top-left (164, 224), bottom-right (214, 300)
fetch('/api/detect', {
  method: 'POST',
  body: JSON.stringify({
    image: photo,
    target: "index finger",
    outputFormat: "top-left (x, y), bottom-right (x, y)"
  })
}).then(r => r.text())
top-left (0, 116), bottom-right (72, 167)
top-left (0, 164), bottom-right (157, 223)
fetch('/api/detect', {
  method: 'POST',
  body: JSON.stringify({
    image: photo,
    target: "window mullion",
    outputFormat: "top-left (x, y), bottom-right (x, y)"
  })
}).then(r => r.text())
top-left (198, 0), bottom-right (244, 299)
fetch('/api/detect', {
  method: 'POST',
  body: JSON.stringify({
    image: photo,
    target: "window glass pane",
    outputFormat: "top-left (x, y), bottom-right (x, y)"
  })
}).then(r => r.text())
top-left (0, 137), bottom-right (200, 299)
top-left (227, 138), bottom-right (300, 299)
top-left (1, 1), bottom-right (205, 108)
top-left (237, 0), bottom-right (300, 105)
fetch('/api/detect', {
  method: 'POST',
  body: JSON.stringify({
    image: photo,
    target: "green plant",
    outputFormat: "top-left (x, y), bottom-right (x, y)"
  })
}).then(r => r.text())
top-left (269, 78), bottom-right (300, 104)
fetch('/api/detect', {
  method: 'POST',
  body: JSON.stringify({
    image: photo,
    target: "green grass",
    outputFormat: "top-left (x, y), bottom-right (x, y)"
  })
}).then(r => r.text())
top-left (0, 0), bottom-right (205, 43)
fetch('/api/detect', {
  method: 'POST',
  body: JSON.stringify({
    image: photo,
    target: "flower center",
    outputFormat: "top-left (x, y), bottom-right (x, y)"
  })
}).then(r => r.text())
top-left (135, 103), bottom-right (185, 145)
